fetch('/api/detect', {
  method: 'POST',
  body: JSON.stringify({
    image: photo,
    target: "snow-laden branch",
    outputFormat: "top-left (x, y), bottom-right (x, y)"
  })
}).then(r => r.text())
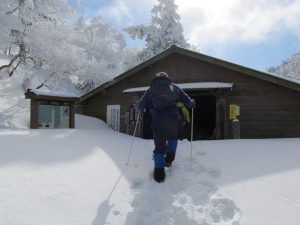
top-left (0, 1), bottom-right (137, 95)
top-left (124, 0), bottom-right (190, 62)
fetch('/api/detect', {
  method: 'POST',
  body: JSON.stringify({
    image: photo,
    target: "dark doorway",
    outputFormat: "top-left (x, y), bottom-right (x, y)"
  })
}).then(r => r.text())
top-left (141, 94), bottom-right (216, 140)
top-left (191, 94), bottom-right (216, 140)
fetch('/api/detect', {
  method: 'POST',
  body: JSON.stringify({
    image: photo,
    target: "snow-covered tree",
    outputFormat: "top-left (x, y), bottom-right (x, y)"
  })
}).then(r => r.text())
top-left (0, 1), bottom-right (136, 95)
top-left (67, 16), bottom-right (136, 94)
top-left (268, 51), bottom-right (300, 82)
top-left (0, 0), bottom-right (73, 76)
top-left (22, 16), bottom-right (135, 95)
top-left (74, 16), bottom-right (129, 76)
top-left (124, 0), bottom-right (190, 62)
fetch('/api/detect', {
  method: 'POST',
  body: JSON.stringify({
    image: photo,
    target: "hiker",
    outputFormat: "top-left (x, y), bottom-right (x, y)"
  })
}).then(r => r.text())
top-left (138, 72), bottom-right (195, 183)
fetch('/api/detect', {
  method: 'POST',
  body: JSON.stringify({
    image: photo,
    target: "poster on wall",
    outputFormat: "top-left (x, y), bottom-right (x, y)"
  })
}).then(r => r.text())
top-left (38, 105), bottom-right (70, 128)
top-left (60, 106), bottom-right (70, 128)
top-left (229, 104), bottom-right (240, 120)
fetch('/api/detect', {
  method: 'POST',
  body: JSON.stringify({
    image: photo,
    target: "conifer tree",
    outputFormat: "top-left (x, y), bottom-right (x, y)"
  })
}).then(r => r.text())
top-left (124, 0), bottom-right (190, 62)
top-left (268, 51), bottom-right (300, 82)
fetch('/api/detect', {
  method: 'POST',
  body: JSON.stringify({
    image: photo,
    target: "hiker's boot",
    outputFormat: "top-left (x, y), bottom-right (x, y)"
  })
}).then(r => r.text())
top-left (165, 151), bottom-right (175, 168)
top-left (153, 168), bottom-right (165, 183)
top-left (153, 153), bottom-right (166, 182)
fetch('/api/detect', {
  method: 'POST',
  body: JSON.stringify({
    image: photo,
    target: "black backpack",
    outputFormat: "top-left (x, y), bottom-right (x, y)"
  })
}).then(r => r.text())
top-left (150, 77), bottom-right (176, 109)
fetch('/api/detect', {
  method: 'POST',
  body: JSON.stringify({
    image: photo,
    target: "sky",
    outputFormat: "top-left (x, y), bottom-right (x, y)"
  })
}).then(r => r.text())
top-left (68, 0), bottom-right (300, 71)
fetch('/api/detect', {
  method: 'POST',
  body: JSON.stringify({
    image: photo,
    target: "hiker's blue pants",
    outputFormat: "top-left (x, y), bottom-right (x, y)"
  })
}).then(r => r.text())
top-left (151, 116), bottom-right (179, 168)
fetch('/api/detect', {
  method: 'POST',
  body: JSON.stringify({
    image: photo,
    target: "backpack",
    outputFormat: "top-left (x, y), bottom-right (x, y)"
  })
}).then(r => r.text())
top-left (150, 77), bottom-right (176, 109)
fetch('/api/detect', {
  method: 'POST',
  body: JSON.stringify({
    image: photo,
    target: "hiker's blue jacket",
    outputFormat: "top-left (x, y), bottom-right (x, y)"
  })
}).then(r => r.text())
top-left (138, 84), bottom-right (194, 118)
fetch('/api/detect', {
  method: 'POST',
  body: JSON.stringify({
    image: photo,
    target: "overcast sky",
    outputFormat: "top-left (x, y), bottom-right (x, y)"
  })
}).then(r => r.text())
top-left (69, 0), bottom-right (300, 71)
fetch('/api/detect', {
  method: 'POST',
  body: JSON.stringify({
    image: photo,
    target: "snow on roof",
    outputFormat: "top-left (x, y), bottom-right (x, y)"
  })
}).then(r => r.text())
top-left (31, 89), bottom-right (79, 98)
top-left (123, 86), bottom-right (149, 93)
top-left (123, 82), bottom-right (234, 93)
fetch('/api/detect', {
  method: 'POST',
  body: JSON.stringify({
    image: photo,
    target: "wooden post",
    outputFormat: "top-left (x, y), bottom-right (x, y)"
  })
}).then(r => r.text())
top-left (30, 99), bottom-right (38, 129)
top-left (69, 102), bottom-right (75, 128)
top-left (232, 119), bottom-right (240, 139)
top-left (216, 98), bottom-right (226, 139)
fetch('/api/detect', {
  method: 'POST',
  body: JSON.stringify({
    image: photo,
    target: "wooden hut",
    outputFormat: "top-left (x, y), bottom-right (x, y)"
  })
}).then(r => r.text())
top-left (80, 45), bottom-right (300, 139)
top-left (25, 89), bottom-right (79, 129)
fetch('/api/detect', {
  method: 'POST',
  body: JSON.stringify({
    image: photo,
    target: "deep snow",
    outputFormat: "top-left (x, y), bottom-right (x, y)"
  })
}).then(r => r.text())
top-left (1, 57), bottom-right (300, 225)
top-left (1, 120), bottom-right (300, 225)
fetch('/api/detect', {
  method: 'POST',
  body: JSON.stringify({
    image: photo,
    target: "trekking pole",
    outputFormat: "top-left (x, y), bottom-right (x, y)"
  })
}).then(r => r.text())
top-left (126, 112), bottom-right (141, 166)
top-left (108, 112), bottom-right (140, 202)
top-left (190, 107), bottom-right (194, 160)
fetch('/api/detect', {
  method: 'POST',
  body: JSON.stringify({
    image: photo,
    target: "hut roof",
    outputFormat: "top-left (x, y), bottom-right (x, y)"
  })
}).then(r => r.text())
top-left (123, 82), bottom-right (234, 93)
top-left (25, 89), bottom-right (80, 102)
top-left (81, 45), bottom-right (300, 101)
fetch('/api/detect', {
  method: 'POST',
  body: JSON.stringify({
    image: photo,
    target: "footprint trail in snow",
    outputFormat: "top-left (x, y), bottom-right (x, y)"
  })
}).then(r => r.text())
top-left (127, 157), bottom-right (241, 225)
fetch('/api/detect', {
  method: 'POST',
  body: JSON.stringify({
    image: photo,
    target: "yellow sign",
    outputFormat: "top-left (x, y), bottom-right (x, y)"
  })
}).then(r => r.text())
top-left (230, 104), bottom-right (237, 120)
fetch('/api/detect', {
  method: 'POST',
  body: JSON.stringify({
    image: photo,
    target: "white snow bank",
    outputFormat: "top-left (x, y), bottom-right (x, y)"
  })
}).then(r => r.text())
top-left (0, 115), bottom-right (242, 225)
top-left (200, 139), bottom-right (300, 225)
top-left (0, 114), bottom-right (299, 225)
top-left (75, 114), bottom-right (108, 129)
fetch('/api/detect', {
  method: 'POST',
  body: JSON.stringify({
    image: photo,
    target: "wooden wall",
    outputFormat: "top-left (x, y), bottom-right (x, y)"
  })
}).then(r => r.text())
top-left (82, 53), bottom-right (300, 139)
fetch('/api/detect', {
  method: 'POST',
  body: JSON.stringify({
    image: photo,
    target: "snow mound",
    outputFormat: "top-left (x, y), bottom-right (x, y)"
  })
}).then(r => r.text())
top-left (75, 114), bottom-right (108, 129)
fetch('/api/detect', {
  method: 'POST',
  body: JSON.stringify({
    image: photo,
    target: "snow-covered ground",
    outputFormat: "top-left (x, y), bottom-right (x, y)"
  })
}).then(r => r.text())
top-left (1, 58), bottom-right (300, 225)
top-left (1, 118), bottom-right (300, 225)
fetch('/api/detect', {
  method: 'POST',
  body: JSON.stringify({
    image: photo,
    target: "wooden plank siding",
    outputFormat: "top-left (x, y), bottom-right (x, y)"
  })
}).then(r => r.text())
top-left (81, 48), bottom-right (300, 139)
top-left (224, 77), bottom-right (300, 138)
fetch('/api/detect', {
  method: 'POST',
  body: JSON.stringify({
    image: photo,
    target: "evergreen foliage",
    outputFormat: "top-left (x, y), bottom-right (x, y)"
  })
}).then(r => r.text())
top-left (268, 51), bottom-right (300, 82)
top-left (124, 0), bottom-right (190, 62)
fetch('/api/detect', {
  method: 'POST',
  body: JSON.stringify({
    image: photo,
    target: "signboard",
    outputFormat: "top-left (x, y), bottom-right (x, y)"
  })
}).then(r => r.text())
top-left (129, 105), bottom-right (135, 122)
top-left (38, 105), bottom-right (70, 128)
top-left (229, 104), bottom-right (240, 120)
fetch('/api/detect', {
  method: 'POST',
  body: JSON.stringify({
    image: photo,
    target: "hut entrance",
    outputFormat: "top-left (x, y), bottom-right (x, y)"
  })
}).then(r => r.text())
top-left (191, 94), bottom-right (216, 140)
top-left (141, 94), bottom-right (217, 140)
